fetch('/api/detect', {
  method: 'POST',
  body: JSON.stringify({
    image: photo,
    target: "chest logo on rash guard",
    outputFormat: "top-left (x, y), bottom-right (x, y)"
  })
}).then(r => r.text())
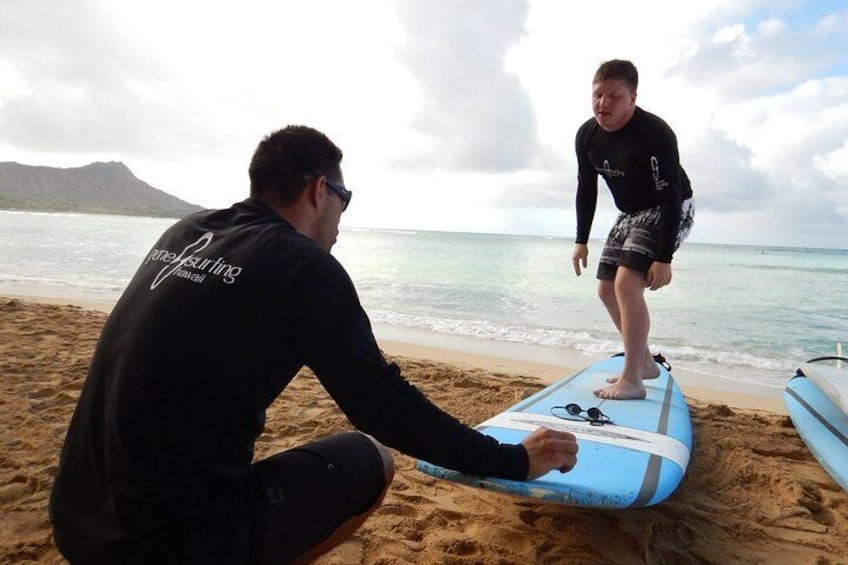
top-left (145, 232), bottom-right (244, 290)
top-left (599, 160), bottom-right (626, 179)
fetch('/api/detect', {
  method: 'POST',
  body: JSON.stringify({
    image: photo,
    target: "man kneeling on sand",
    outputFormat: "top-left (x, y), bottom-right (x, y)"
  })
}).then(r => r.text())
top-left (50, 125), bottom-right (579, 564)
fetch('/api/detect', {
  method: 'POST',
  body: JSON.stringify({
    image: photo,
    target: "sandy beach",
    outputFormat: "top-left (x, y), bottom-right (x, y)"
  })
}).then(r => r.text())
top-left (2, 296), bottom-right (847, 564)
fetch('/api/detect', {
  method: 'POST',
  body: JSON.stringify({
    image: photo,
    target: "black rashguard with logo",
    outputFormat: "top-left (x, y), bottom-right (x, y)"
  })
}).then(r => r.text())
top-left (49, 198), bottom-right (527, 564)
top-left (575, 106), bottom-right (693, 262)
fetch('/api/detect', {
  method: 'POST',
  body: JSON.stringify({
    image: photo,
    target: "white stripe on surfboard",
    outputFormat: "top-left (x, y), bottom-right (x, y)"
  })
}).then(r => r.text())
top-left (479, 412), bottom-right (690, 471)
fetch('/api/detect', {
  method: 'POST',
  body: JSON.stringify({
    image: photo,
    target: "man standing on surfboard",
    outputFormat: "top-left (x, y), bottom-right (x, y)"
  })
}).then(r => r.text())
top-left (50, 125), bottom-right (579, 564)
top-left (571, 59), bottom-right (695, 400)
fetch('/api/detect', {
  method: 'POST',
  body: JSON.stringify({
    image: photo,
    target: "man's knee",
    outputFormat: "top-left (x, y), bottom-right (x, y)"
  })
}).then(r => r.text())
top-left (597, 279), bottom-right (616, 304)
top-left (614, 266), bottom-right (647, 298)
top-left (365, 435), bottom-right (395, 490)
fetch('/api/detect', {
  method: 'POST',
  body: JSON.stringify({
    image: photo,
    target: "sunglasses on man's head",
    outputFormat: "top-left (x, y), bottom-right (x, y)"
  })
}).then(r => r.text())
top-left (322, 176), bottom-right (352, 211)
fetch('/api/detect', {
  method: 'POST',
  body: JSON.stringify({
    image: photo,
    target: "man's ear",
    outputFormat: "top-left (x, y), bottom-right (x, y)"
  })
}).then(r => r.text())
top-left (304, 176), bottom-right (325, 209)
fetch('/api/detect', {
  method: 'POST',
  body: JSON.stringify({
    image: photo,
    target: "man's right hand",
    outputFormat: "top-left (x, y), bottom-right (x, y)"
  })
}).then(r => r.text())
top-left (521, 427), bottom-right (579, 480)
top-left (572, 244), bottom-right (588, 276)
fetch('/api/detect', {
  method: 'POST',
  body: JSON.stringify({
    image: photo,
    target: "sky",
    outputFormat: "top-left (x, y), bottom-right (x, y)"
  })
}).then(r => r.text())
top-left (1, 0), bottom-right (847, 249)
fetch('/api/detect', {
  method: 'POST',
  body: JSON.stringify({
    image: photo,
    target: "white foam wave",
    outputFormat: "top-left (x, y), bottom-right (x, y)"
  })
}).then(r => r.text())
top-left (369, 310), bottom-right (797, 386)
top-left (0, 274), bottom-right (125, 300)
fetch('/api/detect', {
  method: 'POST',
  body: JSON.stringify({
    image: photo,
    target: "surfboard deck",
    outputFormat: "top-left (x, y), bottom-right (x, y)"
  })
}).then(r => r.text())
top-left (416, 355), bottom-right (693, 508)
top-left (785, 358), bottom-right (848, 492)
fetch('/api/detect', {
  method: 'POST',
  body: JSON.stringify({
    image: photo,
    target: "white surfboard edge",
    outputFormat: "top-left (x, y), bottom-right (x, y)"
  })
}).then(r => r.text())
top-left (801, 363), bottom-right (848, 416)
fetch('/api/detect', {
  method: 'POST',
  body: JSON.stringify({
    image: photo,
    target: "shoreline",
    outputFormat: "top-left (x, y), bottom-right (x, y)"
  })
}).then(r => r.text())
top-left (2, 291), bottom-right (785, 413)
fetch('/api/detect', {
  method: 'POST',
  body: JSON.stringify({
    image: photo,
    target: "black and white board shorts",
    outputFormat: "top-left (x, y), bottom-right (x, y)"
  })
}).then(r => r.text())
top-left (597, 198), bottom-right (695, 280)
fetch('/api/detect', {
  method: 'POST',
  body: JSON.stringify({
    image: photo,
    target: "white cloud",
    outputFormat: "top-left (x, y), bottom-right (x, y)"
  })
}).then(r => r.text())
top-left (816, 141), bottom-right (848, 183)
top-left (713, 23), bottom-right (746, 43)
top-left (391, 0), bottom-right (540, 173)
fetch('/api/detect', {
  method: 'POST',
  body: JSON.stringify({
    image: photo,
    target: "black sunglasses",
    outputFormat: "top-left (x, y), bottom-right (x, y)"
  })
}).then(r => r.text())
top-left (323, 176), bottom-right (352, 211)
top-left (551, 403), bottom-right (612, 426)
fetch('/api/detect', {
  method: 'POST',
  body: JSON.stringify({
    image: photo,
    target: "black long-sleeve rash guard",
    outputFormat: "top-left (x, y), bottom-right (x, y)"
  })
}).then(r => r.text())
top-left (575, 106), bottom-right (693, 262)
top-left (50, 198), bottom-right (527, 562)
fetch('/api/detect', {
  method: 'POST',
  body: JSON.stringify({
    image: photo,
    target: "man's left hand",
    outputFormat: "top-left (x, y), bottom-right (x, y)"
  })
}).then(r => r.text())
top-left (646, 261), bottom-right (672, 291)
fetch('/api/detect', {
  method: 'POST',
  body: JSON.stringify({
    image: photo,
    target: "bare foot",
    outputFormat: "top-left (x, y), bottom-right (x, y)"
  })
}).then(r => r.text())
top-left (606, 361), bottom-right (661, 383)
top-left (594, 381), bottom-right (647, 400)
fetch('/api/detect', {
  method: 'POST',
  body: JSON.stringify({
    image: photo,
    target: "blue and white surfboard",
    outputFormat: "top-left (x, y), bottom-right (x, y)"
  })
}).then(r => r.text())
top-left (417, 355), bottom-right (692, 508)
top-left (785, 357), bottom-right (848, 492)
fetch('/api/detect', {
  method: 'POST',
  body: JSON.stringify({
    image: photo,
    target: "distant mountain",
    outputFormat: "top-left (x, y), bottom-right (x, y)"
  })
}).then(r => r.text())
top-left (0, 161), bottom-right (204, 218)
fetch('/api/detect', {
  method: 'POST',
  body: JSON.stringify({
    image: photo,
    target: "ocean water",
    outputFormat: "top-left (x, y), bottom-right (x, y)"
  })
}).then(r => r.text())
top-left (1, 210), bottom-right (845, 388)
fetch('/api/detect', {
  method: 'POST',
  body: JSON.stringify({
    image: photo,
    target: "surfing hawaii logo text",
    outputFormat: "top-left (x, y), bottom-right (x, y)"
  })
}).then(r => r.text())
top-left (597, 159), bottom-right (626, 179)
top-left (146, 232), bottom-right (244, 290)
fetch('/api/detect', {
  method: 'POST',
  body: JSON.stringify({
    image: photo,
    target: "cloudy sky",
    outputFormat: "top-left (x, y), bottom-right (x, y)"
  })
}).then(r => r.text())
top-left (1, 0), bottom-right (846, 249)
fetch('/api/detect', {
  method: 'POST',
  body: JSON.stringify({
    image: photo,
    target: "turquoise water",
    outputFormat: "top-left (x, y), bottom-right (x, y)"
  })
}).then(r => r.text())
top-left (1, 210), bottom-right (845, 387)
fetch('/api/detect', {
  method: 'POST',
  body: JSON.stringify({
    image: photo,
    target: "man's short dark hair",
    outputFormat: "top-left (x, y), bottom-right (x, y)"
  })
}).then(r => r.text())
top-left (594, 59), bottom-right (638, 93)
top-left (249, 125), bottom-right (343, 204)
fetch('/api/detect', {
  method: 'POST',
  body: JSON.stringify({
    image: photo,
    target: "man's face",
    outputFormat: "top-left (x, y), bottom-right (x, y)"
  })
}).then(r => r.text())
top-left (592, 79), bottom-right (636, 132)
top-left (315, 176), bottom-right (346, 252)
